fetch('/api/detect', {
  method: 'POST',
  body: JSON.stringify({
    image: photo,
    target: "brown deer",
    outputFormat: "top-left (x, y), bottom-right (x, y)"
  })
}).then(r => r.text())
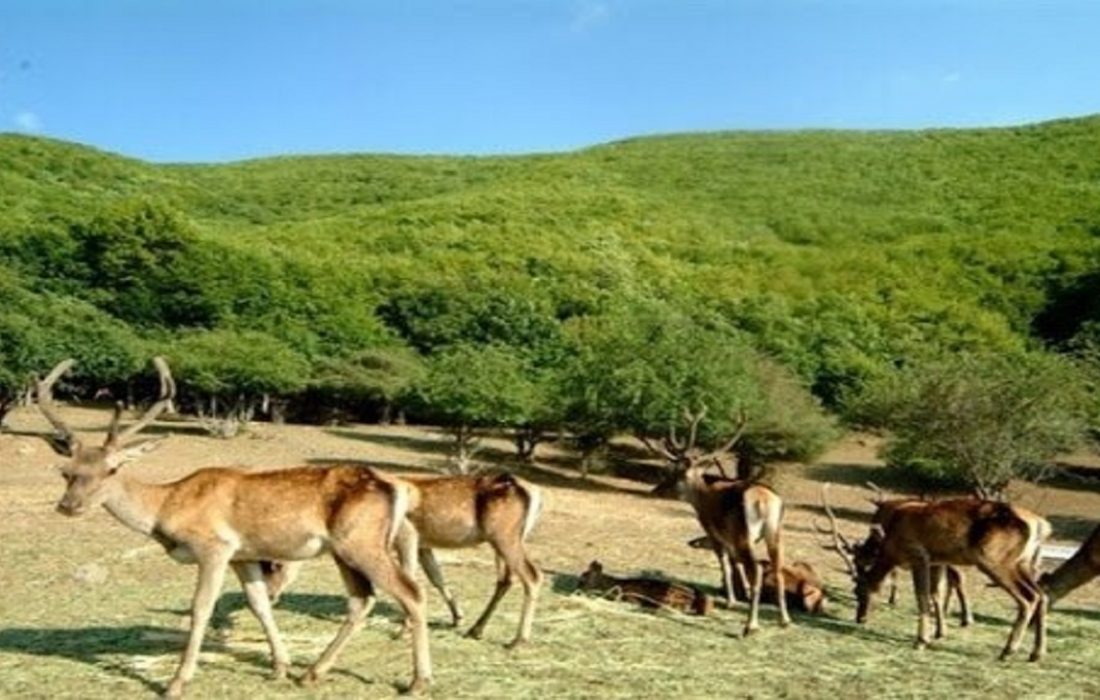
top-left (677, 464), bottom-right (791, 635)
top-left (1040, 522), bottom-right (1100, 603)
top-left (827, 494), bottom-right (1051, 661)
top-left (687, 536), bottom-right (827, 614)
top-left (577, 560), bottom-right (713, 616)
top-left (36, 358), bottom-right (431, 697)
top-left (265, 471), bottom-right (544, 648)
top-left (819, 485), bottom-right (973, 634)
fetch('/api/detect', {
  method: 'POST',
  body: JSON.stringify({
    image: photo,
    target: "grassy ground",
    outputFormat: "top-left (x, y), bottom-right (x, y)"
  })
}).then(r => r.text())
top-left (1, 407), bottom-right (1099, 699)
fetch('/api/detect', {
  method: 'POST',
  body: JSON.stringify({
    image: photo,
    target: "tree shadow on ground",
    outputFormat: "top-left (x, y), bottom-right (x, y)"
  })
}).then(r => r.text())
top-left (1046, 514), bottom-right (1098, 541)
top-left (804, 462), bottom-right (954, 497)
top-left (0, 624), bottom-right (266, 695)
top-left (1040, 464), bottom-right (1100, 495)
top-left (151, 592), bottom-right (403, 627)
top-left (320, 431), bottom-right (648, 497)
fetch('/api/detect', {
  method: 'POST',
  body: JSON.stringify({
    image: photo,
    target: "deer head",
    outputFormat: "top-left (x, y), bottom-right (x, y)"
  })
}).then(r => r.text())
top-left (39, 357), bottom-right (175, 517)
top-left (641, 407), bottom-right (748, 477)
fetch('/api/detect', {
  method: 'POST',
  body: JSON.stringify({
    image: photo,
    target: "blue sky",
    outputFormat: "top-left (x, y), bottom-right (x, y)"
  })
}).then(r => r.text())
top-left (1, 1), bottom-right (1098, 162)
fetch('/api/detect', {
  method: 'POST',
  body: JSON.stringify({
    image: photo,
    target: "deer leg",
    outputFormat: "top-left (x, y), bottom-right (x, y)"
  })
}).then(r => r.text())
top-left (977, 561), bottom-right (1035, 661)
top-left (354, 548), bottom-right (432, 693)
top-left (490, 536), bottom-right (542, 649)
top-left (911, 557), bottom-right (933, 649)
top-left (887, 569), bottom-right (899, 607)
top-left (1020, 564), bottom-right (1048, 662)
top-left (950, 568), bottom-right (973, 627)
top-left (739, 548), bottom-right (763, 636)
top-left (929, 566), bottom-right (947, 639)
top-left (419, 548), bottom-right (465, 626)
top-left (713, 546), bottom-right (739, 607)
top-left (301, 558), bottom-right (377, 685)
top-left (466, 554), bottom-right (512, 640)
top-left (765, 528), bottom-right (791, 627)
top-left (232, 562), bottom-right (290, 680)
top-left (165, 553), bottom-right (231, 699)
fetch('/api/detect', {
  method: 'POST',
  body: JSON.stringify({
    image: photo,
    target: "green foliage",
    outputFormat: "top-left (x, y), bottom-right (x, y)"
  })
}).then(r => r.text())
top-left (2, 120), bottom-right (1100, 457)
top-left (850, 352), bottom-right (1091, 496)
top-left (411, 344), bottom-right (541, 430)
top-left (561, 301), bottom-right (834, 468)
top-left (163, 329), bottom-right (309, 399)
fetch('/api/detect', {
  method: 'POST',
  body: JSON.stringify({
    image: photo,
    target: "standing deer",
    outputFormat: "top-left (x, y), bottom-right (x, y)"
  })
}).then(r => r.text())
top-left (37, 358), bottom-right (431, 697)
top-left (1040, 522), bottom-right (1100, 603)
top-left (265, 471), bottom-right (544, 648)
top-left (677, 464), bottom-right (791, 635)
top-left (819, 485), bottom-right (973, 635)
top-left (830, 495), bottom-right (1050, 661)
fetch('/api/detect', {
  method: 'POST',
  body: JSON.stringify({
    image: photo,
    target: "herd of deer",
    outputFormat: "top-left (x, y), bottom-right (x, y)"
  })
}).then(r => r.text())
top-left (30, 357), bottom-right (1100, 697)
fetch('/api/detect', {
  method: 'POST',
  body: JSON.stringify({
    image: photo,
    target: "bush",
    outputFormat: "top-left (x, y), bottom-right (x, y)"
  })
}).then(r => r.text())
top-left (850, 352), bottom-right (1091, 496)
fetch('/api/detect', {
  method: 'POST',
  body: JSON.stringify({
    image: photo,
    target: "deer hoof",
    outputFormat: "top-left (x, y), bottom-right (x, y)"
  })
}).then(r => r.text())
top-left (404, 676), bottom-right (431, 695)
top-left (505, 637), bottom-right (528, 651)
top-left (162, 679), bottom-right (185, 699)
top-left (465, 627), bottom-right (485, 640)
top-left (298, 669), bottom-right (323, 686)
top-left (271, 662), bottom-right (289, 681)
top-left (742, 625), bottom-right (759, 638)
top-left (1028, 651), bottom-right (1044, 663)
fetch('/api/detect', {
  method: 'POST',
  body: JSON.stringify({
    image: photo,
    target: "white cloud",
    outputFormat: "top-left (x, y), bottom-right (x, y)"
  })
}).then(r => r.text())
top-left (14, 110), bottom-right (42, 132)
top-left (571, 2), bottom-right (610, 33)
top-left (942, 72), bottom-right (962, 84)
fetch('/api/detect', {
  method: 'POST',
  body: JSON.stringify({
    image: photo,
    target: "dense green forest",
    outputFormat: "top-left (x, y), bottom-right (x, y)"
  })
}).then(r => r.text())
top-left (2, 115), bottom-right (1099, 484)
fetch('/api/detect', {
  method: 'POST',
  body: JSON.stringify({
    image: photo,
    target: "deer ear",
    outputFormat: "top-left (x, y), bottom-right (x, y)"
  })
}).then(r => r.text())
top-left (106, 435), bottom-right (168, 470)
top-left (869, 524), bottom-right (887, 540)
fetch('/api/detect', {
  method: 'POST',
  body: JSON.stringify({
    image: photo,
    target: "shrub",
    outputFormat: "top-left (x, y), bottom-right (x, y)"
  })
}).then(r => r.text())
top-left (850, 352), bottom-right (1091, 497)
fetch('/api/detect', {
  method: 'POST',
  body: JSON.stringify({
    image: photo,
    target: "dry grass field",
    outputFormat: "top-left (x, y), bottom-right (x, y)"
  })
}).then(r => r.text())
top-left (1, 406), bottom-right (1099, 699)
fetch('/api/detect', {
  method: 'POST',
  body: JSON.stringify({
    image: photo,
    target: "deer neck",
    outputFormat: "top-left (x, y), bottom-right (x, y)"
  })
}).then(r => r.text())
top-left (101, 475), bottom-right (169, 536)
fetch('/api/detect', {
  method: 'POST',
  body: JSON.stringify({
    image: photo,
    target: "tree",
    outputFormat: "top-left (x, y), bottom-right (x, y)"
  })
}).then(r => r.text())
top-left (850, 352), bottom-right (1091, 497)
top-left (164, 329), bottom-right (309, 437)
top-left (411, 344), bottom-right (542, 473)
top-left (561, 302), bottom-right (834, 484)
top-left (309, 344), bottom-right (425, 424)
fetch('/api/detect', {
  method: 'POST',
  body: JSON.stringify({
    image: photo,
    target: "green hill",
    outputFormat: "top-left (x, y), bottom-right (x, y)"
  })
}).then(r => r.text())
top-left (2, 115), bottom-right (1100, 410)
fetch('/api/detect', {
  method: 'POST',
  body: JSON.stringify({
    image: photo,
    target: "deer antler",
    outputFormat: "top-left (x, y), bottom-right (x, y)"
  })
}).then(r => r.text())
top-left (819, 484), bottom-right (857, 576)
top-left (105, 357), bottom-right (176, 448)
top-left (36, 359), bottom-right (80, 454)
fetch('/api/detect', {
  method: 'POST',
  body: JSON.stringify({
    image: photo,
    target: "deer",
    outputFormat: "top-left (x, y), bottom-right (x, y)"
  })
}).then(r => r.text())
top-left (640, 408), bottom-right (790, 633)
top-left (577, 560), bottom-right (714, 616)
top-left (824, 491), bottom-right (1051, 661)
top-left (1040, 522), bottom-right (1100, 604)
top-left (818, 485), bottom-right (972, 635)
top-left (687, 536), bottom-right (827, 614)
top-left (264, 471), bottom-right (544, 648)
top-left (35, 358), bottom-right (432, 697)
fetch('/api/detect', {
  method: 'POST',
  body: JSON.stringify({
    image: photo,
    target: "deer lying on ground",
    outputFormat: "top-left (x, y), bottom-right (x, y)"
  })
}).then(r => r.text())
top-left (265, 471), bottom-right (544, 647)
top-left (1040, 522), bottom-right (1100, 604)
top-left (687, 536), bottom-right (827, 614)
top-left (819, 485), bottom-right (972, 635)
top-left (37, 358), bottom-right (431, 697)
top-left (577, 560), bottom-right (713, 615)
top-left (825, 490), bottom-right (1051, 661)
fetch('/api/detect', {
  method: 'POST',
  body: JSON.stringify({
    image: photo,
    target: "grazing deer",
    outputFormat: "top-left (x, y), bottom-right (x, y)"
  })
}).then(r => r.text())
top-left (36, 358), bottom-right (431, 697)
top-left (818, 485), bottom-right (972, 634)
top-left (687, 536), bottom-right (828, 614)
top-left (577, 560), bottom-right (713, 616)
top-left (265, 471), bottom-right (544, 648)
top-left (1040, 523), bottom-right (1100, 603)
top-left (826, 493), bottom-right (1051, 661)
